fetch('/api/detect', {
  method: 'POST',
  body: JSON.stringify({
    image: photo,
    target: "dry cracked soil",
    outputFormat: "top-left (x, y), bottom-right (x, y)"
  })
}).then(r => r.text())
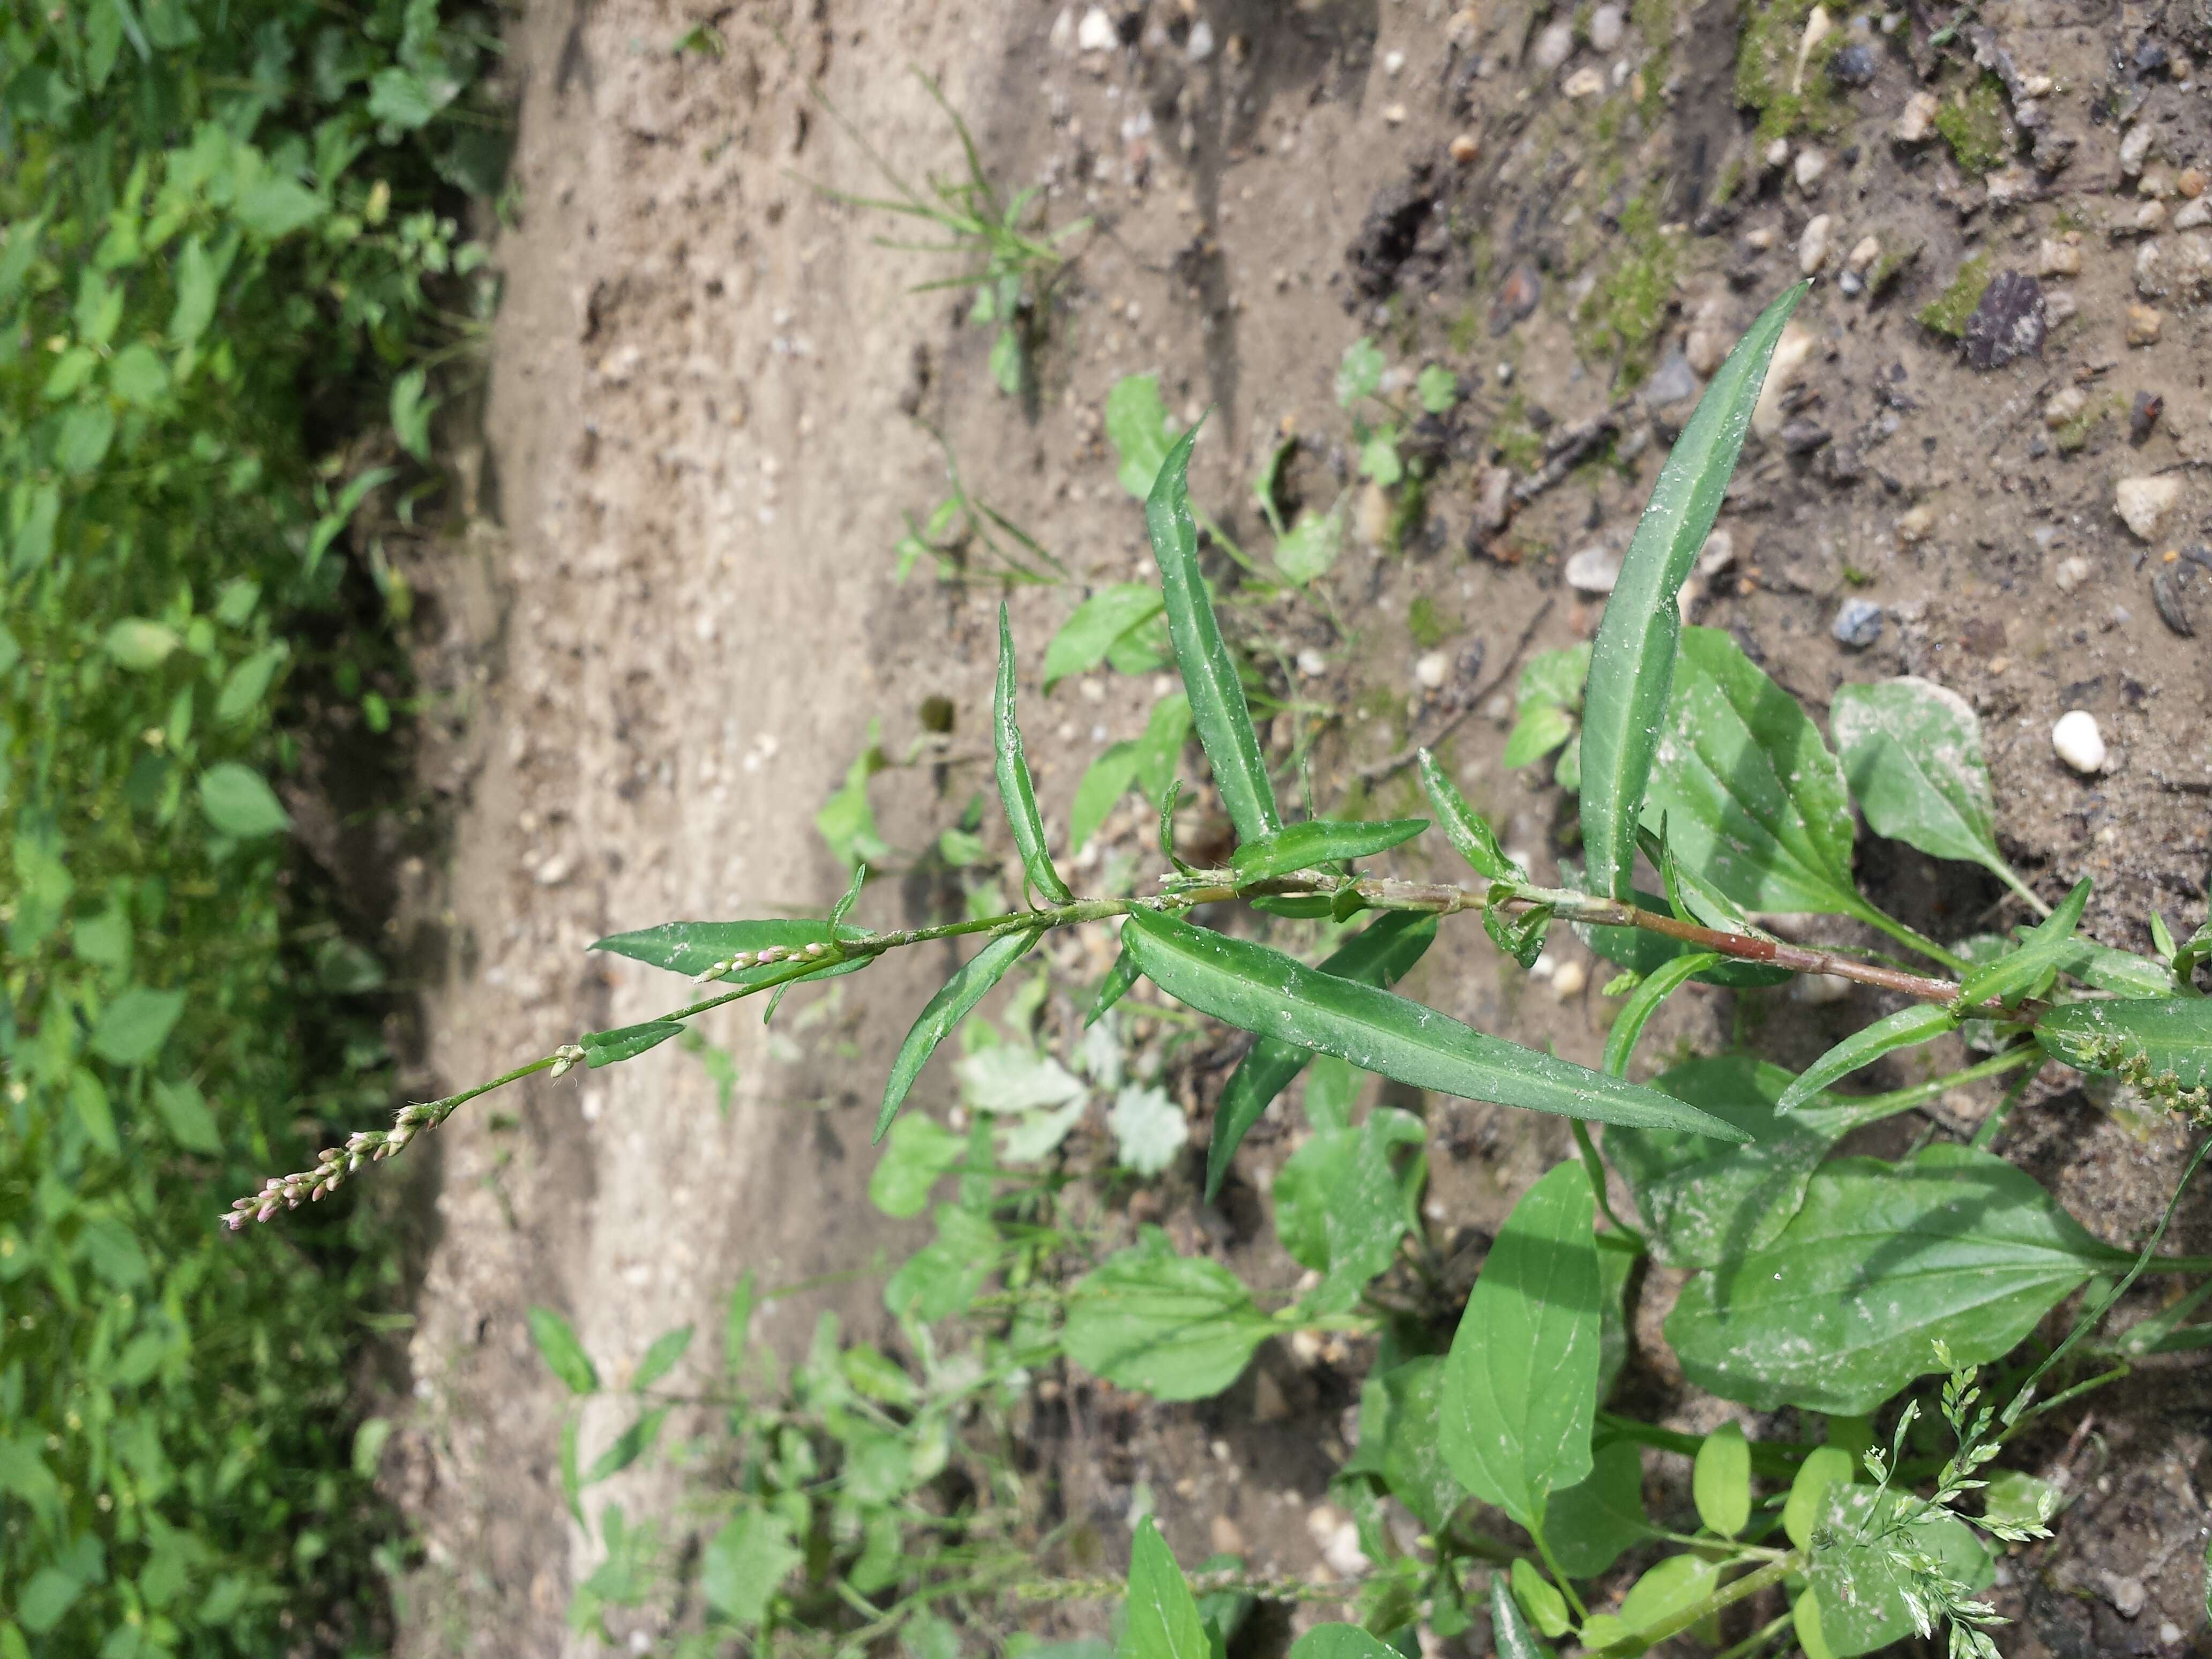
top-left (357, 1), bottom-right (2212, 1654)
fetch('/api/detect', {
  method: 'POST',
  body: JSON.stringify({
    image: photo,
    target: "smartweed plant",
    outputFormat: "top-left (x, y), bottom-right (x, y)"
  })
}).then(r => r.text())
top-left (244, 285), bottom-right (2212, 1655)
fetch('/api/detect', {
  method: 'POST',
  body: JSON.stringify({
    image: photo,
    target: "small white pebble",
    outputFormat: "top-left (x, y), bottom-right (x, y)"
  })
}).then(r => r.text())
top-left (1414, 650), bottom-right (1450, 691)
top-left (1551, 959), bottom-right (1588, 998)
top-left (2052, 554), bottom-right (2092, 593)
top-left (2052, 709), bottom-right (2106, 775)
top-left (1382, 49), bottom-right (1406, 76)
top-left (1297, 648), bottom-right (1328, 678)
top-left (1796, 973), bottom-right (1852, 1005)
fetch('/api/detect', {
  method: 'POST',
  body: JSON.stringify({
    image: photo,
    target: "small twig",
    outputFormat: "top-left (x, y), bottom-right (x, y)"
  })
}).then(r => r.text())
top-left (1355, 597), bottom-right (1556, 783)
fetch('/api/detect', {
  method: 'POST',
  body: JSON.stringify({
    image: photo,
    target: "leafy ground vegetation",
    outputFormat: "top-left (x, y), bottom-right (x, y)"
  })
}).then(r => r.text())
top-left (0, 4), bottom-right (499, 1652)
top-left (255, 268), bottom-right (2212, 1659)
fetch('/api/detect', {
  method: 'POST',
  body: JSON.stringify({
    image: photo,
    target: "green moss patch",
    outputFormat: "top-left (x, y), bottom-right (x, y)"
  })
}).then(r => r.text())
top-left (1577, 192), bottom-right (1678, 387)
top-left (1933, 75), bottom-right (2011, 175)
top-left (1917, 253), bottom-right (1992, 338)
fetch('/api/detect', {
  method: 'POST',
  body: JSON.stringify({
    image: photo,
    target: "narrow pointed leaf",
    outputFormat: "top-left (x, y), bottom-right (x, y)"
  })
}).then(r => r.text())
top-left (1602, 951), bottom-right (1721, 1078)
top-left (1087, 938), bottom-right (1143, 1026)
top-left (593, 918), bottom-right (871, 985)
top-left (995, 604), bottom-right (1075, 904)
top-left (1830, 677), bottom-right (2006, 872)
top-left (528, 1307), bottom-right (599, 1395)
top-left (875, 929), bottom-right (1040, 1140)
top-left (1490, 1575), bottom-right (1558, 1659)
top-left (1418, 749), bottom-right (1523, 881)
top-left (1956, 877), bottom-right (2089, 1010)
top-left (1207, 912), bottom-right (1436, 1197)
top-left (1124, 910), bottom-right (1746, 1140)
top-left (2033, 996), bottom-right (2212, 1089)
top-left (1581, 282), bottom-right (1807, 901)
top-left (1230, 818), bottom-right (1427, 883)
top-left (581, 1019), bottom-right (686, 1068)
top-left (1043, 583), bottom-right (1165, 689)
top-left (585, 1407), bottom-right (669, 1483)
top-left (1145, 422), bottom-right (1280, 845)
top-left (632, 1325), bottom-right (694, 1391)
top-left (1126, 1516), bottom-right (1210, 1659)
top-left (1440, 1163), bottom-right (1601, 1531)
top-left (1665, 1145), bottom-right (2126, 1413)
top-left (1776, 1003), bottom-right (1958, 1116)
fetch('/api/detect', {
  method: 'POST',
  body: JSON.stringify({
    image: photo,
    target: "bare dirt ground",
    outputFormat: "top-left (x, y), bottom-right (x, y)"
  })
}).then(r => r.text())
top-left (379, 0), bottom-right (2212, 1653)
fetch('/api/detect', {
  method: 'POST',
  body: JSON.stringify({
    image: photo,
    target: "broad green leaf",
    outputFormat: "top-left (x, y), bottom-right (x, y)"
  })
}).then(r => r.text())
top-left (1042, 584), bottom-right (1165, 689)
top-left (1230, 818), bottom-right (1427, 884)
top-left (1062, 1226), bottom-right (1275, 1400)
top-left (703, 1509), bottom-right (799, 1629)
top-left (1665, 1145), bottom-right (2127, 1413)
top-left (1776, 1003), bottom-right (1959, 1115)
top-left (151, 1078), bottom-right (222, 1154)
top-left (580, 1020), bottom-right (684, 1067)
top-left (105, 618), bottom-right (179, 669)
top-left (632, 1326), bottom-right (692, 1392)
top-left (1272, 1106), bottom-right (1426, 1312)
top-left (2034, 995), bottom-right (2212, 1088)
top-left (869, 1115), bottom-right (963, 1217)
top-left (528, 1306), bottom-right (600, 1394)
top-left (1303, 1053), bottom-right (1365, 1132)
top-left (1070, 743), bottom-right (1140, 856)
top-left (88, 987), bottom-right (185, 1066)
top-left (989, 327), bottom-right (1022, 395)
top-left (1830, 677), bottom-right (2006, 873)
top-left (1274, 498), bottom-right (1345, 586)
top-left (1088, 940), bottom-right (1142, 1026)
top-left (1344, 1357), bottom-right (1463, 1531)
top-left (170, 235), bottom-right (218, 344)
top-left (817, 733), bottom-right (891, 867)
top-left (999, 1095), bottom-right (1087, 1164)
top-left (1107, 374), bottom-right (1178, 498)
top-left (1795, 1591), bottom-right (1836, 1659)
top-left (1543, 1437), bottom-right (1650, 1578)
top-left (1581, 283), bottom-right (1805, 901)
top-left (1440, 1164), bottom-right (1601, 1531)
top-left (216, 644), bottom-right (287, 722)
top-left (1510, 1558), bottom-right (1570, 1639)
top-left (884, 1204), bottom-right (1000, 1322)
top-left (71, 1070), bottom-right (119, 1154)
top-left (1418, 750), bottom-right (1523, 881)
top-left (1145, 424), bottom-right (1280, 845)
top-left (198, 762), bottom-right (290, 838)
top-left (1206, 912), bottom-right (1436, 1198)
top-left (1489, 1575), bottom-right (1557, 1659)
top-left (235, 175), bottom-right (326, 239)
top-left (1782, 1445), bottom-right (1856, 1549)
top-left (55, 403), bottom-right (116, 473)
top-left (1692, 1421), bottom-right (1751, 1537)
top-left (994, 606), bottom-right (1075, 904)
top-left (1122, 910), bottom-right (1748, 1142)
top-left (1601, 951), bottom-right (1721, 1078)
top-left (1132, 692), bottom-right (1192, 803)
top-left (1619, 1553), bottom-right (1721, 1634)
top-left (1606, 1055), bottom-right (1885, 1269)
top-left (958, 1046), bottom-right (1084, 1114)
top-left (1287, 1626), bottom-right (1395, 1659)
top-left (1108, 1083), bottom-right (1187, 1175)
top-left (1126, 1516), bottom-right (1210, 1659)
top-left (1335, 338), bottom-right (1386, 407)
top-left (585, 1407), bottom-right (668, 1482)
top-left (17, 1568), bottom-right (81, 1635)
top-left (1416, 363), bottom-right (1460, 413)
top-left (592, 918), bottom-right (871, 987)
top-left (877, 929), bottom-right (1040, 1139)
top-left (2052, 938), bottom-right (2180, 999)
top-left (109, 341), bottom-right (168, 407)
top-left (1805, 1483), bottom-right (1992, 1657)
top-left (1644, 627), bottom-right (1859, 914)
top-left (1956, 877), bottom-right (2089, 1010)
top-left (1503, 701), bottom-right (1575, 770)
top-left (1357, 430), bottom-right (1404, 487)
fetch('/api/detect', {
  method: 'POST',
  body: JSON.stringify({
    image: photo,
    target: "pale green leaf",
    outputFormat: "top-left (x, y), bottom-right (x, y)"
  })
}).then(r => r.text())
top-left (198, 762), bottom-right (290, 838)
top-left (1062, 1227), bottom-right (1274, 1400)
top-left (993, 604), bottom-right (1074, 903)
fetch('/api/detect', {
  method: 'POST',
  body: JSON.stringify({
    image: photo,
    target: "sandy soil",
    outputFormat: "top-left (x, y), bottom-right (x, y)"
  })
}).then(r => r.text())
top-left (378, 1), bottom-right (2212, 1653)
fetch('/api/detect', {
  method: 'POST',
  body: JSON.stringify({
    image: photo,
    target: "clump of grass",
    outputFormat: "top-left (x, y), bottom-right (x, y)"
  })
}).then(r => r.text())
top-left (1917, 253), bottom-right (1993, 337)
top-left (1578, 192), bottom-right (1678, 386)
top-left (1934, 75), bottom-right (2012, 175)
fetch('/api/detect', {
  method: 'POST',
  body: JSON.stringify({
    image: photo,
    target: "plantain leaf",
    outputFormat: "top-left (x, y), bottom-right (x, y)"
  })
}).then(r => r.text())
top-left (1272, 1105), bottom-right (1426, 1312)
top-left (1418, 749), bottom-right (1523, 881)
top-left (1124, 911), bottom-right (1745, 1140)
top-left (1440, 1164), bottom-right (1600, 1532)
top-left (1580, 283), bottom-right (1806, 901)
top-left (1776, 1003), bottom-right (1959, 1116)
top-left (1145, 422), bottom-right (1280, 846)
top-left (994, 605), bottom-right (1075, 905)
top-left (2034, 995), bottom-right (2212, 1089)
top-left (1207, 911), bottom-right (1437, 1197)
top-left (875, 929), bottom-right (1040, 1140)
top-left (1830, 677), bottom-right (2007, 875)
top-left (1230, 818), bottom-right (1428, 884)
top-left (1955, 877), bottom-right (2088, 1011)
top-left (1644, 627), bottom-right (1860, 915)
top-left (1665, 1145), bottom-right (2127, 1413)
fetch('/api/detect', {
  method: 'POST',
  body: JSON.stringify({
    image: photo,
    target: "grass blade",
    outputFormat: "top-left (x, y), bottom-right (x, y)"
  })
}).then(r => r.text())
top-left (995, 604), bottom-right (1075, 905)
top-left (1145, 422), bottom-right (1280, 846)
top-left (1580, 283), bottom-right (1806, 901)
top-left (1122, 911), bottom-right (1747, 1141)
top-left (1205, 911), bottom-right (1438, 1199)
top-left (1776, 1002), bottom-right (1960, 1115)
top-left (876, 929), bottom-right (1040, 1140)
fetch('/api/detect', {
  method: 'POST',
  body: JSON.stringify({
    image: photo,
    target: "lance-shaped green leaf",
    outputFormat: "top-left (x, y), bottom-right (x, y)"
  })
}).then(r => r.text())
top-left (2034, 996), bottom-right (2212, 1089)
top-left (1206, 911), bottom-right (1437, 1198)
top-left (593, 918), bottom-right (872, 986)
top-left (632, 1325), bottom-right (694, 1392)
top-left (1063, 1226), bottom-right (1276, 1400)
top-left (1273, 1105), bottom-right (1426, 1313)
top-left (1645, 627), bottom-right (1860, 914)
top-left (1126, 1516), bottom-right (1212, 1659)
top-left (1418, 749), bottom-right (1523, 881)
top-left (876, 929), bottom-right (1040, 1139)
top-left (581, 1019), bottom-right (686, 1068)
top-left (1580, 283), bottom-right (1807, 902)
top-left (2052, 939), bottom-right (2180, 999)
top-left (1042, 582), bottom-right (1165, 689)
top-left (1440, 1163), bottom-right (1601, 1531)
top-left (1122, 910), bottom-right (1747, 1140)
top-left (1342, 1357), bottom-right (1464, 1532)
top-left (1830, 676), bottom-right (2027, 897)
top-left (1490, 1575), bottom-right (1558, 1659)
top-left (528, 1306), bottom-right (599, 1395)
top-left (995, 604), bottom-right (1075, 905)
top-left (1230, 818), bottom-right (1428, 884)
top-left (585, 1407), bottom-right (669, 1483)
top-left (1805, 1483), bottom-right (1993, 1658)
top-left (1146, 422), bottom-right (1280, 845)
top-left (1776, 1002), bottom-right (1959, 1116)
top-left (1602, 951), bottom-right (1721, 1078)
top-left (1955, 877), bottom-right (2089, 1011)
top-left (1108, 373), bottom-right (1178, 499)
top-left (1287, 1627), bottom-right (1396, 1659)
top-left (1544, 1437), bottom-right (1652, 1578)
top-left (1087, 939), bottom-right (1143, 1027)
top-left (1665, 1145), bottom-right (2128, 1413)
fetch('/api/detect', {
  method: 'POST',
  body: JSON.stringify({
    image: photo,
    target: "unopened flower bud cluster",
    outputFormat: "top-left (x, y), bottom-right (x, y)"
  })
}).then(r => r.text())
top-left (690, 941), bottom-right (835, 983)
top-left (222, 1097), bottom-right (452, 1229)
